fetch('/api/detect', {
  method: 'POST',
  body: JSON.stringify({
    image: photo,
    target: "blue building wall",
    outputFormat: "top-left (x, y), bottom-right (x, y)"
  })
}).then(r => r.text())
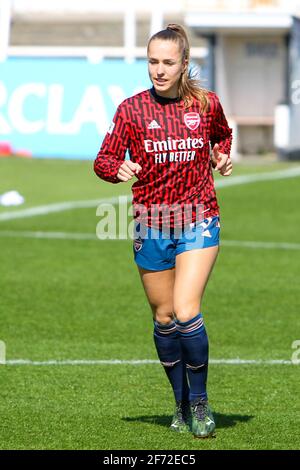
top-left (0, 58), bottom-right (149, 159)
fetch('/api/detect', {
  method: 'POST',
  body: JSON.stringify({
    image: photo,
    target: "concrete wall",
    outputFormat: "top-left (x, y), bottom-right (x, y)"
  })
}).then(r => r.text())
top-left (216, 34), bottom-right (287, 154)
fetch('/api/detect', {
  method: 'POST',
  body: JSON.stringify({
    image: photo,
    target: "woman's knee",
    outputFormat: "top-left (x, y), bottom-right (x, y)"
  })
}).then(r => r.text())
top-left (173, 304), bottom-right (200, 323)
top-left (153, 306), bottom-right (174, 325)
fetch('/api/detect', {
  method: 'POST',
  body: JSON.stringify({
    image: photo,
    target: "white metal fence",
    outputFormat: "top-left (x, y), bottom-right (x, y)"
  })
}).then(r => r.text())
top-left (0, 0), bottom-right (11, 61)
top-left (0, 0), bottom-right (208, 62)
top-left (2, 0), bottom-right (300, 61)
top-left (1, 0), bottom-right (184, 62)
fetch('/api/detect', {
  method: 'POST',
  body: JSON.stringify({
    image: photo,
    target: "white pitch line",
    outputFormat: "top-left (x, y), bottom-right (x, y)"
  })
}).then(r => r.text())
top-left (0, 230), bottom-right (98, 240)
top-left (2, 358), bottom-right (295, 366)
top-left (0, 229), bottom-right (299, 250)
top-left (0, 166), bottom-right (300, 222)
top-left (0, 195), bottom-right (128, 221)
top-left (221, 240), bottom-right (300, 250)
top-left (214, 165), bottom-right (300, 188)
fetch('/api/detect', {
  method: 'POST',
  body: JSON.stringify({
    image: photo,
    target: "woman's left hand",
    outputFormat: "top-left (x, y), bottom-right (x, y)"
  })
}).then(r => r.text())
top-left (211, 143), bottom-right (233, 176)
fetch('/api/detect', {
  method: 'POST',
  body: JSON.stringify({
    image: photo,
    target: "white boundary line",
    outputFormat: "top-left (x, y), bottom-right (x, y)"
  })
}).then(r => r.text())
top-left (221, 240), bottom-right (300, 250)
top-left (1, 166), bottom-right (300, 222)
top-left (3, 358), bottom-right (295, 366)
top-left (0, 230), bottom-right (98, 240)
top-left (0, 230), bottom-right (299, 250)
top-left (0, 195), bottom-right (122, 221)
top-left (214, 165), bottom-right (300, 188)
top-left (1, 168), bottom-right (298, 368)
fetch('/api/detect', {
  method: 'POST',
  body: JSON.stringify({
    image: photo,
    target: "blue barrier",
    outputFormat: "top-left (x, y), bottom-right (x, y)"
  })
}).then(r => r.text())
top-left (0, 58), bottom-right (150, 159)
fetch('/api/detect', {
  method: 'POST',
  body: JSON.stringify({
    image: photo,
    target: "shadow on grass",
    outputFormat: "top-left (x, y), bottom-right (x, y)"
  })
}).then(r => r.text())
top-left (123, 412), bottom-right (253, 430)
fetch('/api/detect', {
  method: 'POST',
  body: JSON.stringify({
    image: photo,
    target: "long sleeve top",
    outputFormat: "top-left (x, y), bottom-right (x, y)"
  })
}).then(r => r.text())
top-left (94, 87), bottom-right (232, 228)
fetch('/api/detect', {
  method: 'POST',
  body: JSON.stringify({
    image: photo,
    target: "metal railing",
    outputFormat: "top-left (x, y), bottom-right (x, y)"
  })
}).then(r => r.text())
top-left (7, 45), bottom-right (207, 62)
top-left (0, 0), bottom-right (11, 61)
top-left (2, 0), bottom-right (299, 61)
top-left (185, 0), bottom-right (300, 12)
top-left (1, 0), bottom-right (184, 62)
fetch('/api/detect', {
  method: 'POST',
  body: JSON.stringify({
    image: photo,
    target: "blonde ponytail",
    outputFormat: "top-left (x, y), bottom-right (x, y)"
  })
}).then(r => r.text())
top-left (148, 23), bottom-right (209, 112)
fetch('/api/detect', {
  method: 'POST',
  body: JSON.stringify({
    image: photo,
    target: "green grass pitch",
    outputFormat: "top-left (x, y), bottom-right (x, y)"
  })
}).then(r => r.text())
top-left (0, 157), bottom-right (299, 450)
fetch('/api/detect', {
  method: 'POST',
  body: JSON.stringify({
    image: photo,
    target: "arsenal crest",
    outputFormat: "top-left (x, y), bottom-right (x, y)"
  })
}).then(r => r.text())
top-left (184, 112), bottom-right (200, 131)
top-left (134, 237), bottom-right (143, 252)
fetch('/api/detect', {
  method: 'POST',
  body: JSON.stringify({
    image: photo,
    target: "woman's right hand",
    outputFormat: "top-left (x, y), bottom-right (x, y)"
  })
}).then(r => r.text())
top-left (117, 161), bottom-right (142, 182)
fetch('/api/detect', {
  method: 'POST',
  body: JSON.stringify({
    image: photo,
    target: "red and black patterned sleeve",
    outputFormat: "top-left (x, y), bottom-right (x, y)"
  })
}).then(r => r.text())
top-left (94, 103), bottom-right (131, 184)
top-left (210, 93), bottom-right (232, 157)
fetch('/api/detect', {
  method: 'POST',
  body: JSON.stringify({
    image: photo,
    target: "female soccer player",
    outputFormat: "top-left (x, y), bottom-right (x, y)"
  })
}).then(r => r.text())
top-left (94, 24), bottom-right (232, 438)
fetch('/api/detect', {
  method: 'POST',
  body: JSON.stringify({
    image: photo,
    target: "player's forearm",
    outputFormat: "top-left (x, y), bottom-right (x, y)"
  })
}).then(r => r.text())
top-left (94, 154), bottom-right (123, 184)
top-left (211, 136), bottom-right (232, 158)
top-left (217, 138), bottom-right (232, 157)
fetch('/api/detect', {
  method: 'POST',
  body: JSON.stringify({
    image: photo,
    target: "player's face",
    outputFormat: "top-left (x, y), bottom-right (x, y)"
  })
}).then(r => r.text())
top-left (148, 39), bottom-right (187, 98)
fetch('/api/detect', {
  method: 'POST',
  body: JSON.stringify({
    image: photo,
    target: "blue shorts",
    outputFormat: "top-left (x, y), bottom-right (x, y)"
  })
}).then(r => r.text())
top-left (133, 216), bottom-right (220, 271)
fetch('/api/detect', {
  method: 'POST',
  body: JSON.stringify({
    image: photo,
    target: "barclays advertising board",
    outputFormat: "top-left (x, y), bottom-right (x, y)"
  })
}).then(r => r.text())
top-left (0, 58), bottom-right (150, 159)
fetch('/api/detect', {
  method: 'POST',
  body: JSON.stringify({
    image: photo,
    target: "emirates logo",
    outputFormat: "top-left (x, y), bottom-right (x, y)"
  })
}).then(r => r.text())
top-left (184, 112), bottom-right (200, 131)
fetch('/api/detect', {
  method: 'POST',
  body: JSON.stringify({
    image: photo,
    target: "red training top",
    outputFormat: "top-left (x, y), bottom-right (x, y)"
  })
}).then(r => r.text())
top-left (94, 88), bottom-right (232, 228)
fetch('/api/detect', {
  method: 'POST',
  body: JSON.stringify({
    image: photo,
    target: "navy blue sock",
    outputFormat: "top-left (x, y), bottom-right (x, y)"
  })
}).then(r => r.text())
top-left (176, 313), bottom-right (209, 402)
top-left (153, 321), bottom-right (189, 403)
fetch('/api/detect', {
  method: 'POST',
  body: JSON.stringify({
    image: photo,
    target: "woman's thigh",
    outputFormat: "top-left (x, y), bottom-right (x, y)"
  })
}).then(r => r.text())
top-left (137, 266), bottom-right (175, 324)
top-left (173, 246), bottom-right (219, 322)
